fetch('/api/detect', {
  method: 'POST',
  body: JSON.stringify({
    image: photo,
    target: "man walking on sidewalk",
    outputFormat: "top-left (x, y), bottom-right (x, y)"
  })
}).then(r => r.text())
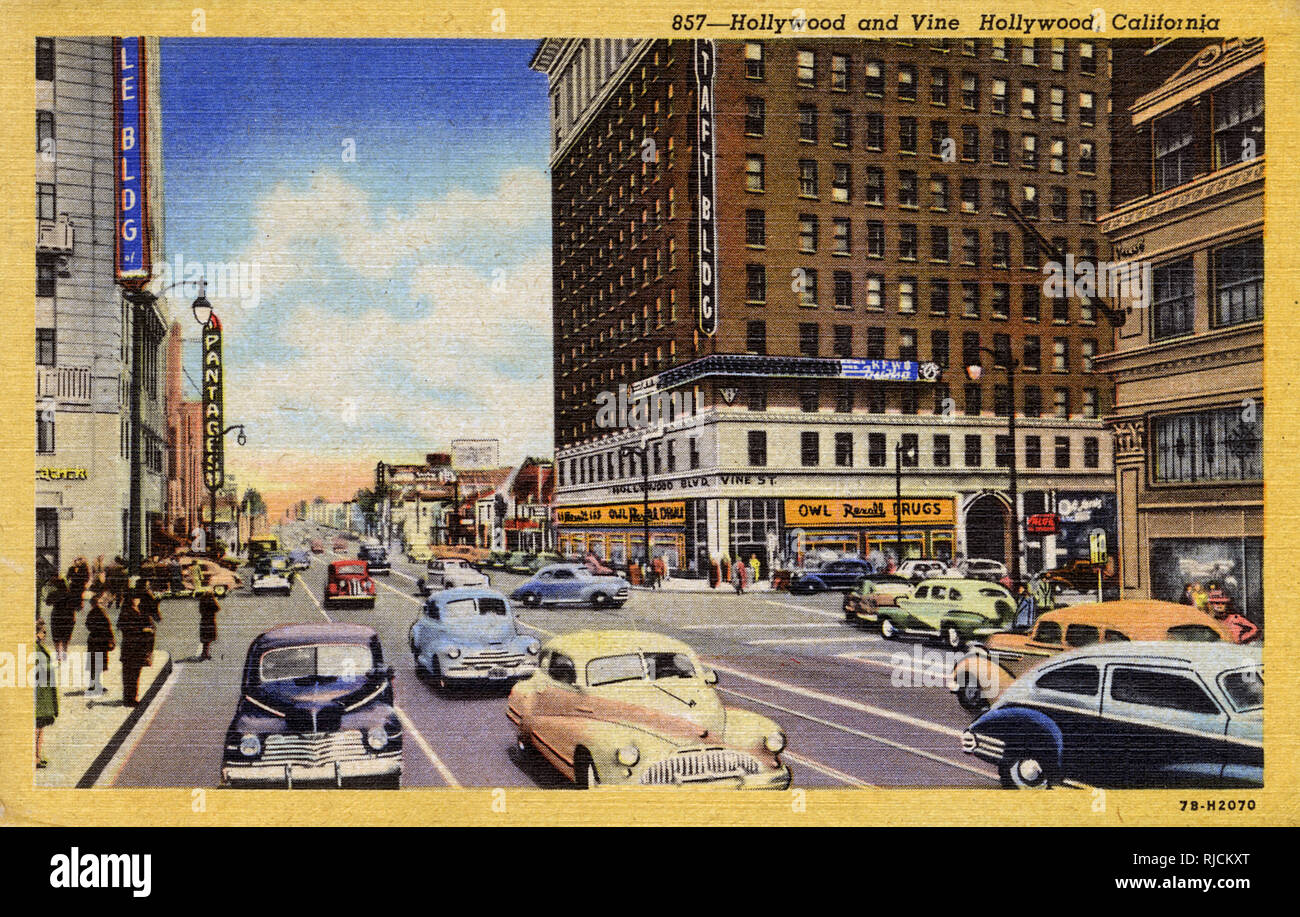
top-left (732, 558), bottom-right (748, 595)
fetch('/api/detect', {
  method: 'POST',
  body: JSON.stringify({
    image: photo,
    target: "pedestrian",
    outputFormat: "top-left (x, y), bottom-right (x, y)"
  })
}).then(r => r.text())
top-left (47, 576), bottom-right (78, 665)
top-left (91, 555), bottom-right (106, 593)
top-left (720, 553), bottom-right (732, 586)
top-left (1014, 583), bottom-right (1037, 630)
top-left (67, 556), bottom-right (90, 600)
top-left (1188, 581), bottom-right (1210, 615)
top-left (84, 589), bottom-right (115, 696)
top-left (748, 553), bottom-right (761, 585)
top-left (167, 554), bottom-right (184, 594)
top-left (651, 555), bottom-right (666, 590)
top-left (198, 590), bottom-right (220, 660)
top-left (34, 618), bottom-right (57, 769)
top-left (708, 555), bottom-right (719, 589)
top-left (117, 584), bottom-right (157, 707)
top-left (732, 557), bottom-right (748, 595)
top-left (105, 557), bottom-right (128, 608)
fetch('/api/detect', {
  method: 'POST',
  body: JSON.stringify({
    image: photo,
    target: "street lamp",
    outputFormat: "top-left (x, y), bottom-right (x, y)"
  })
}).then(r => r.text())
top-left (618, 440), bottom-right (656, 574)
top-left (894, 439), bottom-right (918, 564)
top-left (189, 285), bottom-right (246, 557)
top-left (966, 347), bottom-right (1021, 587)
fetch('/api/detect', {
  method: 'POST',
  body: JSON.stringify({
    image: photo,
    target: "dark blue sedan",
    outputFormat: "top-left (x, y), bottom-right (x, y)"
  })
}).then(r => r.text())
top-left (789, 558), bottom-right (874, 594)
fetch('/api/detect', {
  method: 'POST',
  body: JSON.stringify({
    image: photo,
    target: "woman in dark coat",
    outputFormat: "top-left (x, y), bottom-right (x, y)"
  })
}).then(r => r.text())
top-left (117, 587), bottom-right (156, 707)
top-left (198, 591), bottom-right (220, 660)
top-left (47, 577), bottom-right (78, 664)
top-left (84, 589), bottom-right (116, 695)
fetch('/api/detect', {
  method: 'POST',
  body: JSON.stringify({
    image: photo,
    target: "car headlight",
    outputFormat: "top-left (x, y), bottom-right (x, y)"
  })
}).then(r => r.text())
top-left (526, 640), bottom-right (540, 655)
top-left (366, 726), bottom-right (389, 750)
top-left (616, 744), bottom-right (640, 767)
top-left (446, 646), bottom-right (461, 659)
top-left (764, 732), bottom-right (786, 754)
top-left (239, 734), bottom-right (261, 757)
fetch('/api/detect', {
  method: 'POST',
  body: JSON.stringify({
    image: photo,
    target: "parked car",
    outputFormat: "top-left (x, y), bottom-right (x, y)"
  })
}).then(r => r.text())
top-left (246, 535), bottom-right (280, 567)
top-left (523, 552), bottom-right (567, 574)
top-left (287, 547), bottom-right (312, 571)
top-left (324, 559), bottom-right (376, 609)
top-left (957, 558), bottom-right (1008, 582)
top-left (961, 641), bottom-right (1262, 789)
top-left (309, 539), bottom-right (325, 554)
top-left (432, 544), bottom-right (490, 565)
top-left (251, 553), bottom-right (294, 596)
top-left (947, 600), bottom-right (1237, 712)
top-left (1043, 558), bottom-right (1119, 597)
top-left (484, 551), bottom-right (511, 569)
top-left (331, 536), bottom-right (348, 552)
top-left (842, 574), bottom-right (916, 625)
top-left (406, 542), bottom-right (434, 564)
top-left (408, 588), bottom-right (540, 689)
top-left (417, 557), bottom-right (490, 596)
top-left (221, 623), bottom-right (402, 788)
top-left (153, 555), bottom-right (244, 598)
top-left (877, 578), bottom-right (1017, 649)
top-left (507, 630), bottom-right (791, 789)
top-left (896, 559), bottom-right (951, 582)
top-left (789, 558), bottom-right (874, 594)
top-left (504, 551), bottom-right (533, 573)
top-left (357, 543), bottom-right (391, 575)
top-left (510, 564), bottom-right (630, 609)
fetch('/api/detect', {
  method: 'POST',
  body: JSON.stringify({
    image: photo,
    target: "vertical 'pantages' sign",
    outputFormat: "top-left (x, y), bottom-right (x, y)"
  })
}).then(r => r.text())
top-left (694, 39), bottom-right (718, 337)
top-left (202, 316), bottom-right (225, 491)
top-left (113, 37), bottom-right (152, 287)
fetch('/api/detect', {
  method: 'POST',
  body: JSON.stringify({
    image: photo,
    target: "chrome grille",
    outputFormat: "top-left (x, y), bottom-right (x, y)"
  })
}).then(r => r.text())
top-left (460, 648), bottom-right (528, 669)
top-left (262, 730), bottom-right (372, 766)
top-left (639, 748), bottom-right (764, 785)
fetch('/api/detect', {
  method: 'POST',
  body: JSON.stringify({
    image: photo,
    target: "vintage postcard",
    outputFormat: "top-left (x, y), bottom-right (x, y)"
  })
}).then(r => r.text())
top-left (2, 0), bottom-right (1296, 831)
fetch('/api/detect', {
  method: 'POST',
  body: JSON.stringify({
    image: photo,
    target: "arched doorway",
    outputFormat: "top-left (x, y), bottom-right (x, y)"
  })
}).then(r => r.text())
top-left (965, 494), bottom-right (1009, 563)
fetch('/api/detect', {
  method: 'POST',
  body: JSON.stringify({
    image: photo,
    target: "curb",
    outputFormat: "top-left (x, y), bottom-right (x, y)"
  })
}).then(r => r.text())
top-left (75, 655), bottom-right (175, 789)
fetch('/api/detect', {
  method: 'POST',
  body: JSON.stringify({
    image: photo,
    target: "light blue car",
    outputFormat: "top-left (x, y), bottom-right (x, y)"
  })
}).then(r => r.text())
top-left (407, 587), bottom-right (540, 690)
top-left (509, 563), bottom-right (630, 609)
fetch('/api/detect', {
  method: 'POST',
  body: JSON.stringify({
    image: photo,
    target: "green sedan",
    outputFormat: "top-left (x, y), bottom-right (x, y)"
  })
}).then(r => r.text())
top-left (876, 578), bottom-right (1017, 649)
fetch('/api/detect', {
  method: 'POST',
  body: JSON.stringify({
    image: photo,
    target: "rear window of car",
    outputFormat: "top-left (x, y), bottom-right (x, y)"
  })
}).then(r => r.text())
top-left (1110, 667), bottom-right (1221, 715)
top-left (1032, 621), bottom-right (1063, 645)
top-left (1166, 624), bottom-right (1222, 643)
top-left (1104, 629), bottom-right (1130, 642)
top-left (1219, 668), bottom-right (1263, 712)
top-left (1065, 624), bottom-right (1100, 647)
top-left (1036, 663), bottom-right (1100, 696)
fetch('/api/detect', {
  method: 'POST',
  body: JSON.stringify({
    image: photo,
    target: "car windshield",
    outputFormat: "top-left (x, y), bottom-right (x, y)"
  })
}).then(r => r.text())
top-left (1219, 668), bottom-right (1263, 712)
top-left (586, 651), bottom-right (696, 686)
top-left (442, 597), bottom-right (508, 618)
top-left (260, 643), bottom-right (373, 682)
top-left (335, 563), bottom-right (366, 575)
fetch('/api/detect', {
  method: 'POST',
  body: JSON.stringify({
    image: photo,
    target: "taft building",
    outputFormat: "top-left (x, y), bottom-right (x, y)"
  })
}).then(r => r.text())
top-left (1097, 38), bottom-right (1263, 622)
top-left (531, 38), bottom-right (1118, 576)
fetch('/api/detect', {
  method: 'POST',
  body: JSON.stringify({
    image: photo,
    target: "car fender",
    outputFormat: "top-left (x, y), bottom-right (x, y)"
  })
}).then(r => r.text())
top-left (720, 706), bottom-right (784, 752)
top-left (949, 649), bottom-right (1014, 699)
top-left (976, 706), bottom-right (1064, 767)
top-left (577, 720), bottom-right (680, 778)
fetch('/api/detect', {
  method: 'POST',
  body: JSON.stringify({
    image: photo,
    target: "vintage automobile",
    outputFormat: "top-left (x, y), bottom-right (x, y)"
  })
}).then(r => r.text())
top-left (150, 555), bottom-right (243, 598)
top-left (251, 553), bottom-right (295, 596)
top-left (357, 542), bottom-right (391, 575)
top-left (288, 547), bottom-right (312, 571)
top-left (309, 539), bottom-right (325, 554)
top-left (877, 578), bottom-right (1017, 649)
top-left (1042, 558), bottom-right (1119, 597)
top-left (842, 574), bottom-right (916, 625)
top-left (431, 544), bottom-right (490, 564)
top-left (417, 557), bottom-right (489, 596)
top-left (484, 551), bottom-right (511, 569)
top-left (789, 558), bottom-right (874, 594)
top-left (504, 551), bottom-right (533, 573)
top-left (961, 641), bottom-right (1262, 789)
top-left (957, 558), bottom-right (1009, 582)
top-left (507, 630), bottom-right (792, 789)
top-left (408, 587), bottom-right (540, 688)
top-left (510, 563), bottom-right (630, 609)
top-left (523, 551), bottom-right (567, 574)
top-left (221, 623), bottom-right (402, 788)
top-left (895, 558), bottom-right (952, 583)
top-left (246, 535), bottom-right (280, 567)
top-left (947, 600), bottom-right (1236, 712)
top-left (406, 542), bottom-right (434, 564)
top-left (324, 559), bottom-right (376, 609)
top-left (331, 536), bottom-right (349, 552)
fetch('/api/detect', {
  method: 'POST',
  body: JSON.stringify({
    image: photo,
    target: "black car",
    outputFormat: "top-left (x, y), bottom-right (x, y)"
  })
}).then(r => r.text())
top-left (221, 623), bottom-right (402, 788)
top-left (357, 543), bottom-right (391, 575)
top-left (789, 558), bottom-right (874, 594)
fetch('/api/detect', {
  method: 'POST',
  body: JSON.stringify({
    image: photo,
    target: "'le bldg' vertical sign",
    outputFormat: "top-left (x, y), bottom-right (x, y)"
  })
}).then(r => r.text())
top-left (113, 37), bottom-right (152, 287)
top-left (694, 39), bottom-right (718, 337)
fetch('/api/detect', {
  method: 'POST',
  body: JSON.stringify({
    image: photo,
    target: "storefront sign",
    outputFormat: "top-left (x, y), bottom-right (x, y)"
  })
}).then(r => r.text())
top-left (783, 498), bottom-right (956, 527)
top-left (557, 501), bottom-right (686, 527)
top-left (36, 467), bottom-right (88, 481)
top-left (1026, 512), bottom-right (1060, 534)
top-left (694, 38), bottom-right (718, 337)
top-left (113, 37), bottom-right (152, 288)
top-left (202, 316), bottom-right (225, 491)
top-left (840, 359), bottom-right (920, 382)
top-left (1059, 495), bottom-right (1105, 523)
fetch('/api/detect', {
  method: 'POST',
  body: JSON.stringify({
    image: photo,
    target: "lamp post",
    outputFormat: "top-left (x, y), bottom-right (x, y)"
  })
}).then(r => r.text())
top-left (618, 441), bottom-right (654, 573)
top-left (893, 439), bottom-right (918, 564)
top-left (966, 347), bottom-right (1021, 587)
top-left (191, 285), bottom-right (246, 558)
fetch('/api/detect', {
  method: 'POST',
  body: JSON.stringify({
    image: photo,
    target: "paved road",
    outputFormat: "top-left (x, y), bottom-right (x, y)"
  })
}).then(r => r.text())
top-left (109, 528), bottom-right (999, 789)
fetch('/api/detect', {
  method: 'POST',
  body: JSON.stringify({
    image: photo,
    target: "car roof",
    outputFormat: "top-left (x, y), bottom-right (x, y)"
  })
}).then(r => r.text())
top-left (329, 558), bottom-right (367, 569)
top-left (428, 586), bottom-right (509, 604)
top-left (253, 622), bottom-right (377, 648)
top-left (1035, 600), bottom-right (1233, 638)
top-left (1041, 640), bottom-right (1261, 675)
top-left (544, 629), bottom-right (694, 664)
top-left (917, 577), bottom-right (1006, 590)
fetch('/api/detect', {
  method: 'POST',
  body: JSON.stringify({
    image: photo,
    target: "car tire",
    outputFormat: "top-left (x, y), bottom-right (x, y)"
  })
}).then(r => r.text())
top-left (574, 749), bottom-right (599, 789)
top-left (521, 592), bottom-right (541, 608)
top-left (592, 592), bottom-right (611, 609)
top-left (955, 678), bottom-right (988, 714)
top-left (999, 752), bottom-right (1054, 789)
top-left (880, 618), bottom-right (898, 640)
top-left (610, 601), bottom-right (626, 609)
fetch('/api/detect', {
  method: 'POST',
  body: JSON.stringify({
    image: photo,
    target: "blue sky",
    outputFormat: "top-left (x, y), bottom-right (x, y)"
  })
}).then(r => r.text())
top-left (159, 39), bottom-right (553, 501)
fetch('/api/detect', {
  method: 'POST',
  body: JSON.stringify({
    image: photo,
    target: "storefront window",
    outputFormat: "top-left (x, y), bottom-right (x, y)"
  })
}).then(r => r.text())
top-left (1149, 537), bottom-right (1262, 626)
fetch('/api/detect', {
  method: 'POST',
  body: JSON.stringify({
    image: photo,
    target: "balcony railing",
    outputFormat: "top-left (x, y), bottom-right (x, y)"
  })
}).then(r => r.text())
top-left (36, 365), bottom-right (92, 405)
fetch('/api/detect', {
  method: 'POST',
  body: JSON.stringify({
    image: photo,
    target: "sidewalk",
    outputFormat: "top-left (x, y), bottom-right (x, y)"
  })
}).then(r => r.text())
top-left (632, 577), bottom-right (774, 594)
top-left (33, 644), bottom-right (173, 788)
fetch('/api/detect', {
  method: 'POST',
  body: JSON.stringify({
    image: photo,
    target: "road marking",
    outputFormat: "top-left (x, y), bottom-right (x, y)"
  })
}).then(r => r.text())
top-left (717, 685), bottom-right (996, 782)
top-left (295, 574), bottom-right (333, 622)
top-left (390, 569), bottom-right (417, 582)
top-left (516, 617), bottom-right (556, 637)
top-left (763, 599), bottom-right (842, 619)
top-left (101, 662), bottom-right (182, 787)
top-left (376, 579), bottom-right (422, 605)
top-left (782, 750), bottom-right (874, 787)
top-left (710, 662), bottom-right (967, 739)
top-left (745, 636), bottom-right (885, 646)
top-left (393, 706), bottom-right (461, 787)
top-left (680, 622), bottom-right (841, 631)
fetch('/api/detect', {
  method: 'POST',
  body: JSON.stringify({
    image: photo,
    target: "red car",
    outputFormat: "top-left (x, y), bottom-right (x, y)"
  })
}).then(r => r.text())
top-left (332, 537), bottom-right (348, 552)
top-left (310, 539), bottom-right (325, 554)
top-left (325, 559), bottom-right (376, 609)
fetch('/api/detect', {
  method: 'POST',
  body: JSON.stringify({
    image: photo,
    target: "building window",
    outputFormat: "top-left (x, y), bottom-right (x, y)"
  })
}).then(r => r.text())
top-left (964, 434), bottom-right (982, 467)
top-left (1079, 42), bottom-right (1095, 74)
top-left (798, 214), bottom-right (819, 253)
top-left (746, 320), bottom-right (766, 355)
top-left (865, 59), bottom-right (884, 96)
top-left (1214, 71), bottom-right (1264, 168)
top-left (745, 42), bottom-right (765, 79)
top-left (832, 165), bottom-right (852, 203)
top-left (930, 279), bottom-right (949, 315)
top-left (1022, 184), bottom-right (1039, 219)
top-left (1021, 84), bottom-right (1037, 119)
top-left (36, 37), bottom-right (55, 81)
top-left (867, 383), bottom-right (886, 414)
top-left (899, 171), bottom-right (919, 208)
top-left (37, 328), bottom-right (55, 366)
top-left (798, 159), bottom-right (818, 197)
top-left (933, 434), bottom-right (951, 467)
top-left (865, 113), bottom-right (884, 151)
top-left (799, 322), bottom-right (820, 356)
top-left (798, 104), bottom-right (818, 143)
top-left (746, 264), bottom-right (767, 305)
top-left (746, 155), bottom-right (765, 192)
top-left (1214, 237), bottom-right (1263, 327)
top-left (865, 274), bottom-right (883, 310)
top-left (37, 410), bottom-right (55, 453)
top-left (991, 78), bottom-right (1008, 114)
top-left (747, 382), bottom-right (767, 412)
top-left (1154, 405), bottom-right (1264, 483)
top-left (1050, 87), bottom-right (1066, 122)
top-left (745, 97), bottom-right (766, 136)
top-left (899, 116), bottom-right (917, 153)
top-left (868, 433), bottom-right (886, 467)
top-left (930, 119), bottom-right (949, 158)
top-left (961, 282), bottom-right (980, 318)
top-left (1024, 435), bottom-right (1041, 468)
top-left (900, 433), bottom-right (919, 467)
top-left (962, 331), bottom-right (981, 368)
top-left (1079, 190), bottom-right (1096, 223)
top-left (1021, 132), bottom-right (1038, 169)
top-left (801, 269), bottom-right (819, 307)
top-left (748, 431), bottom-right (768, 466)
top-left (900, 387), bottom-right (918, 415)
top-left (1081, 338), bottom-right (1097, 372)
top-left (931, 329), bottom-right (949, 368)
top-left (1024, 334), bottom-right (1041, 371)
top-left (1053, 387), bottom-right (1070, 418)
top-left (930, 226), bottom-right (949, 263)
top-left (832, 110), bottom-right (852, 147)
top-left (964, 383), bottom-right (982, 416)
top-left (1078, 90), bottom-right (1095, 126)
top-left (899, 224), bottom-right (918, 261)
top-left (898, 65), bottom-right (916, 101)
top-left (930, 174), bottom-right (949, 210)
top-left (867, 326), bottom-right (885, 359)
top-left (799, 387), bottom-right (819, 413)
top-left (690, 437), bottom-right (701, 469)
top-left (835, 381), bottom-right (854, 414)
top-left (746, 208), bottom-right (766, 246)
top-left (1084, 436), bottom-right (1100, 468)
top-left (1054, 436), bottom-right (1071, 469)
top-left (995, 434), bottom-right (1012, 467)
top-left (931, 68), bottom-right (949, 105)
top-left (865, 167), bottom-right (884, 206)
top-left (961, 72), bottom-right (978, 110)
top-left (991, 39), bottom-right (1008, 62)
top-left (1083, 388), bottom-right (1099, 419)
top-left (37, 110), bottom-right (54, 154)
top-left (992, 181), bottom-right (1010, 215)
top-left (1153, 257), bottom-right (1195, 340)
top-left (898, 276), bottom-right (916, 314)
top-left (37, 254), bottom-right (57, 297)
top-left (797, 49), bottom-right (816, 86)
top-left (1024, 385), bottom-right (1042, 417)
top-left (831, 54), bottom-right (849, 91)
top-left (1050, 137), bottom-right (1066, 173)
top-left (1053, 337), bottom-right (1068, 372)
top-left (835, 432), bottom-right (853, 467)
top-left (1022, 284), bottom-right (1040, 323)
top-left (899, 328), bottom-right (918, 362)
top-left (992, 232), bottom-right (1010, 268)
top-left (37, 183), bottom-right (56, 221)
top-left (1023, 231), bottom-right (1040, 268)
top-left (833, 271), bottom-right (853, 308)
top-left (801, 431), bottom-right (820, 467)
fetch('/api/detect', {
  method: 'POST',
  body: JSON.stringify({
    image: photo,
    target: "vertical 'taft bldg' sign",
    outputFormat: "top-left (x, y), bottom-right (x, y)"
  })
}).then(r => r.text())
top-left (202, 316), bottom-right (225, 491)
top-left (694, 39), bottom-right (718, 337)
top-left (113, 37), bottom-right (152, 288)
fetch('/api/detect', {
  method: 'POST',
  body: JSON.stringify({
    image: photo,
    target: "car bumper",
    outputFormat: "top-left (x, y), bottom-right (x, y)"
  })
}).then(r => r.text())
top-left (443, 662), bottom-right (539, 681)
top-left (326, 593), bottom-right (375, 604)
top-left (222, 754), bottom-right (401, 786)
top-left (368, 566), bottom-right (391, 575)
top-left (618, 765), bottom-right (793, 790)
top-left (252, 580), bottom-right (292, 592)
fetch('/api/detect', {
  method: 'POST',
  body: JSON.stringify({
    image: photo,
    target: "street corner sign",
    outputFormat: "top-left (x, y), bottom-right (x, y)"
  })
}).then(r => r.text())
top-left (113, 36), bottom-right (152, 289)
top-left (694, 38), bottom-right (718, 337)
top-left (202, 314), bottom-right (225, 492)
